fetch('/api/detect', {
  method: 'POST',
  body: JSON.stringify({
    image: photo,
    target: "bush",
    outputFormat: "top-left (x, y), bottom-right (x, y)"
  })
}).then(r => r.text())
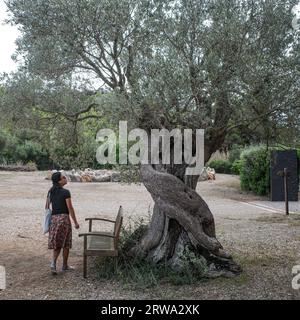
top-left (0, 134), bottom-right (6, 152)
top-left (228, 145), bottom-right (243, 163)
top-left (0, 130), bottom-right (18, 163)
top-left (239, 145), bottom-right (300, 195)
top-left (12, 140), bottom-right (49, 169)
top-left (240, 145), bottom-right (270, 196)
top-left (208, 159), bottom-right (232, 174)
top-left (0, 130), bottom-right (51, 169)
top-left (231, 159), bottom-right (243, 175)
top-left (49, 141), bottom-right (100, 170)
top-left (15, 140), bottom-right (47, 163)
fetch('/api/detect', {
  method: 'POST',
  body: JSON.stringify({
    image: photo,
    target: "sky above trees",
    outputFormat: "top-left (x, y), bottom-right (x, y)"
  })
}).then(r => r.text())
top-left (0, 0), bottom-right (19, 73)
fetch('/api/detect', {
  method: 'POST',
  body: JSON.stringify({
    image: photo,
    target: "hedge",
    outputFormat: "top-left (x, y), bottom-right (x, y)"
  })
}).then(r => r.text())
top-left (208, 159), bottom-right (233, 174)
top-left (240, 146), bottom-right (300, 196)
top-left (240, 146), bottom-right (270, 195)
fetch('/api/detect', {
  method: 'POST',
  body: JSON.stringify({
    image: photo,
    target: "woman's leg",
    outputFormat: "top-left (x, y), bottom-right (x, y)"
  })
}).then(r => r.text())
top-left (52, 249), bottom-right (61, 265)
top-left (50, 248), bottom-right (61, 274)
top-left (62, 216), bottom-right (72, 270)
top-left (62, 248), bottom-right (69, 268)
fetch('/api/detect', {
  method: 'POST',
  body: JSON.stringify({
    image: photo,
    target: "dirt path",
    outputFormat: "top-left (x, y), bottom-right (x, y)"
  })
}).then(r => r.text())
top-left (0, 171), bottom-right (299, 300)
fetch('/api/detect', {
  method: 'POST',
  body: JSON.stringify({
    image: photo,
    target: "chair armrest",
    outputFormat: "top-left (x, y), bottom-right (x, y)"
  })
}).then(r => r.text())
top-left (79, 232), bottom-right (116, 238)
top-left (85, 218), bottom-right (116, 224)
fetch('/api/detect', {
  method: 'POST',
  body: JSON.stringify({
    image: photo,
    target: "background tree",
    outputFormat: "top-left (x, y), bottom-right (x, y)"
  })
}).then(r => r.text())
top-left (5, 0), bottom-right (300, 276)
top-left (0, 71), bottom-right (113, 168)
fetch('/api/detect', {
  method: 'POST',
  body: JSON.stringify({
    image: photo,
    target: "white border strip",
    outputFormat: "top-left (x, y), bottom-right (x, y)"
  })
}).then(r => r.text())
top-left (239, 201), bottom-right (298, 214)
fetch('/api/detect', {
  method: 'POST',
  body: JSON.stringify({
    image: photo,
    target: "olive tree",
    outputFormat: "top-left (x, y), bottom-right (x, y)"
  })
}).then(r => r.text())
top-left (6, 0), bottom-right (300, 276)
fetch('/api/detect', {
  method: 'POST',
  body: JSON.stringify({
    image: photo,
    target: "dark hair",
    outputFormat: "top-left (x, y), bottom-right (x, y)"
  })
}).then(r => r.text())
top-left (48, 172), bottom-right (62, 201)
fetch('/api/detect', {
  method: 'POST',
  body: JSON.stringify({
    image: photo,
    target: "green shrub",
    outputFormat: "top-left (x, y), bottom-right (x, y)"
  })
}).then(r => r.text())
top-left (0, 130), bottom-right (18, 163)
top-left (231, 159), bottom-right (243, 175)
top-left (240, 145), bottom-right (270, 196)
top-left (0, 134), bottom-right (6, 152)
top-left (208, 159), bottom-right (232, 174)
top-left (228, 145), bottom-right (243, 163)
top-left (14, 140), bottom-right (49, 168)
top-left (0, 130), bottom-right (51, 169)
top-left (239, 146), bottom-right (300, 195)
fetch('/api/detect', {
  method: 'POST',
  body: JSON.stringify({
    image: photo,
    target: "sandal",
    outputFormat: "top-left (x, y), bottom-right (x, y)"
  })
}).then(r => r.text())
top-left (50, 261), bottom-right (57, 275)
top-left (50, 266), bottom-right (57, 275)
top-left (61, 265), bottom-right (75, 272)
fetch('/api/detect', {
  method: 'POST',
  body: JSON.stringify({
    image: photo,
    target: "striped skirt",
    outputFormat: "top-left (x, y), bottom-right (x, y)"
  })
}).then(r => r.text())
top-left (48, 214), bottom-right (72, 250)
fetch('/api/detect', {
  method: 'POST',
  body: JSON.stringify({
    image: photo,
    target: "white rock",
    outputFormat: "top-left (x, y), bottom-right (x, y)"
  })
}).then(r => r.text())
top-left (111, 172), bottom-right (121, 182)
top-left (93, 174), bottom-right (111, 182)
top-left (198, 167), bottom-right (216, 181)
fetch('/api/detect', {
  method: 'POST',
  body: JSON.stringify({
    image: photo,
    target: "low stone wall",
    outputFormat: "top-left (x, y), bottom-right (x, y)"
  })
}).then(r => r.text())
top-left (46, 169), bottom-right (121, 183)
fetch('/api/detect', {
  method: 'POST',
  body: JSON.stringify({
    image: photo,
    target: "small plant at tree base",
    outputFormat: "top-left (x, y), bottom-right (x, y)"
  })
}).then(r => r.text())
top-left (95, 217), bottom-right (209, 288)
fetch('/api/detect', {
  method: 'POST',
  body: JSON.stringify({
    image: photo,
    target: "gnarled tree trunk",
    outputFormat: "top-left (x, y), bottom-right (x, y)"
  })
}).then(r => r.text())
top-left (129, 164), bottom-right (242, 278)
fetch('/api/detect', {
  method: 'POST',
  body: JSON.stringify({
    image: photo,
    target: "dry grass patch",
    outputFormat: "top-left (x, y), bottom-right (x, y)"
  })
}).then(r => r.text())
top-left (234, 254), bottom-right (285, 267)
top-left (253, 214), bottom-right (300, 227)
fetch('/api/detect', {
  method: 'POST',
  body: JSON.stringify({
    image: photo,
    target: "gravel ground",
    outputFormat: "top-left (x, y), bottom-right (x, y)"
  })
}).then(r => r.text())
top-left (0, 171), bottom-right (299, 300)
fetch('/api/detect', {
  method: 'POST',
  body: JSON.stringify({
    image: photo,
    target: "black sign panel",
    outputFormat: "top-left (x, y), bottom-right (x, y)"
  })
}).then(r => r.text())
top-left (270, 150), bottom-right (299, 201)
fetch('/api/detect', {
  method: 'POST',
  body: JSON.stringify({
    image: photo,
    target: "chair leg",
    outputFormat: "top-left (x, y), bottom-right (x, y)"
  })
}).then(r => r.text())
top-left (83, 254), bottom-right (87, 278)
top-left (114, 257), bottom-right (118, 274)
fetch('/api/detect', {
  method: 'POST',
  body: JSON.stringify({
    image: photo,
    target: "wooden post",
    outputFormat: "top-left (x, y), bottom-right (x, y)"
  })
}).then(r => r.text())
top-left (83, 236), bottom-right (87, 278)
top-left (284, 168), bottom-right (289, 216)
top-left (83, 254), bottom-right (87, 278)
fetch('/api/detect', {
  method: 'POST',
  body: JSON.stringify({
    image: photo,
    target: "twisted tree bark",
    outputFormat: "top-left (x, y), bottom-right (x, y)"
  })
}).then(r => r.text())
top-left (129, 164), bottom-right (242, 278)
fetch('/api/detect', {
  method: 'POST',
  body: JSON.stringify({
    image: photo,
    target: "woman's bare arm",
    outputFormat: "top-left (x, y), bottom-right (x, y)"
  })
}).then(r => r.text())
top-left (45, 197), bottom-right (50, 210)
top-left (66, 198), bottom-right (79, 229)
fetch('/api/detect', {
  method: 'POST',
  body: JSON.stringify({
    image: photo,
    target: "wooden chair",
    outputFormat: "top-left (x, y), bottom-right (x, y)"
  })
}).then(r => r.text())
top-left (79, 206), bottom-right (123, 278)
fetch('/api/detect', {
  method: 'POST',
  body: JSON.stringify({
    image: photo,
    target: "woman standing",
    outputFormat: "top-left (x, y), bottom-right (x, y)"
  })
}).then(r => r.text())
top-left (46, 172), bottom-right (79, 275)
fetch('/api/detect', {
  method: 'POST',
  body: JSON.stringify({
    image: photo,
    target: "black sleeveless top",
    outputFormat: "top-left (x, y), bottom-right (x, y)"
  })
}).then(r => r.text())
top-left (50, 187), bottom-right (71, 215)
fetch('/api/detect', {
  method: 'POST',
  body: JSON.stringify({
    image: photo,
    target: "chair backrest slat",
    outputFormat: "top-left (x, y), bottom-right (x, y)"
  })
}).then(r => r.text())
top-left (114, 206), bottom-right (123, 248)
